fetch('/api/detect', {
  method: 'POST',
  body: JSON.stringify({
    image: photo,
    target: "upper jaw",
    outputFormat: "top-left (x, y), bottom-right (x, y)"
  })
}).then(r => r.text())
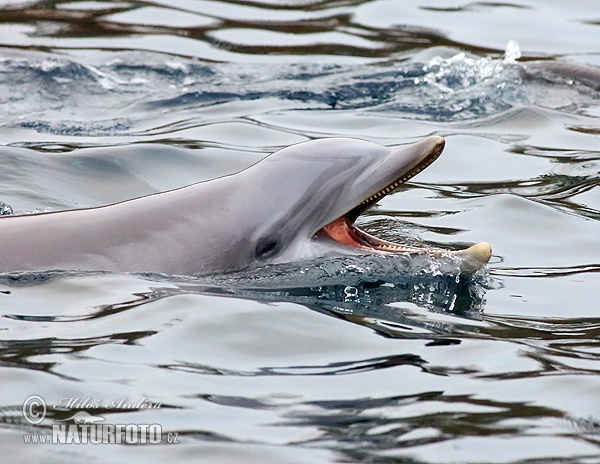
top-left (346, 136), bottom-right (445, 222)
top-left (316, 136), bottom-right (445, 242)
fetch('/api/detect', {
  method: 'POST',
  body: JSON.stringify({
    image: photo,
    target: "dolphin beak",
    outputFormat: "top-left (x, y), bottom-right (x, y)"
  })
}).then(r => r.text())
top-left (316, 136), bottom-right (492, 275)
top-left (349, 136), bottom-right (446, 220)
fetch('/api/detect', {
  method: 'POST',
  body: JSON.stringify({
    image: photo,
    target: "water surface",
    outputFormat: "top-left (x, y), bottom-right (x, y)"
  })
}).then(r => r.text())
top-left (0, 1), bottom-right (599, 462)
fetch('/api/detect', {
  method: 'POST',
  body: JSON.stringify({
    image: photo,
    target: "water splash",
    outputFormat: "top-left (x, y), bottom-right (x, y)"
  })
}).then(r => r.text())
top-left (504, 40), bottom-right (522, 62)
top-left (399, 42), bottom-right (525, 118)
top-left (205, 252), bottom-right (467, 288)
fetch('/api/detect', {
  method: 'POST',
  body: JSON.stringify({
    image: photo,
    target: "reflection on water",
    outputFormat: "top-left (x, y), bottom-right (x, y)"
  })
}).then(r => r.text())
top-left (1, 270), bottom-right (598, 461)
top-left (0, 0), bottom-right (599, 462)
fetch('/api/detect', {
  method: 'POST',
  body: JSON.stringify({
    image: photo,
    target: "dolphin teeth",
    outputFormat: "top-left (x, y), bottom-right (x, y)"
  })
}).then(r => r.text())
top-left (378, 243), bottom-right (414, 251)
top-left (358, 143), bottom-right (443, 209)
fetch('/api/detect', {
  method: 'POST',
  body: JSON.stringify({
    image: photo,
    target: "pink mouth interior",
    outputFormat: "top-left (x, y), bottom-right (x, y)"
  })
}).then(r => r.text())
top-left (319, 215), bottom-right (425, 253)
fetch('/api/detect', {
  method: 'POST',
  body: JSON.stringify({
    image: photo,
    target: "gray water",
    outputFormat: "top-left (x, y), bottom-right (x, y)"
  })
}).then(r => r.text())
top-left (0, 1), bottom-right (599, 463)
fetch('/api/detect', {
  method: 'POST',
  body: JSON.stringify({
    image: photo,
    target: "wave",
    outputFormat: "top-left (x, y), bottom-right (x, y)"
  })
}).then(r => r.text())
top-left (0, 42), bottom-right (597, 138)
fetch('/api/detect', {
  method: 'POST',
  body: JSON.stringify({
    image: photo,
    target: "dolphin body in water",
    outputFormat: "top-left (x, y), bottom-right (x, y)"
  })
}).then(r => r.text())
top-left (0, 136), bottom-right (491, 276)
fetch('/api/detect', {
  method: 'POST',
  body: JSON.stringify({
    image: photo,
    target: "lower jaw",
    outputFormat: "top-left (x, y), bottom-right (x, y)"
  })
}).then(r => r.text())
top-left (317, 215), bottom-right (493, 276)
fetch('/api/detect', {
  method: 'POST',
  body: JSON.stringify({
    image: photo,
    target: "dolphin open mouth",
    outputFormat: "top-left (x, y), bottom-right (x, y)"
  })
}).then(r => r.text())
top-left (317, 138), bottom-right (445, 254)
top-left (315, 136), bottom-right (492, 275)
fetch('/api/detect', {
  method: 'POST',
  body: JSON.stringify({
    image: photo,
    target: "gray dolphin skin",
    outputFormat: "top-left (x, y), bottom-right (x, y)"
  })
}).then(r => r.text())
top-left (526, 61), bottom-right (600, 91)
top-left (0, 136), bottom-right (491, 276)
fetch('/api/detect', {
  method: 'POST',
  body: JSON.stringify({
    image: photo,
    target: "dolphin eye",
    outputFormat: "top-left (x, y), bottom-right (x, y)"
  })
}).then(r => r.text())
top-left (255, 238), bottom-right (279, 259)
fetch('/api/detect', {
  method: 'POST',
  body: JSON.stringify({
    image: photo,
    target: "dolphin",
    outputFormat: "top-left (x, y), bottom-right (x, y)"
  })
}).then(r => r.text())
top-left (525, 60), bottom-right (600, 91)
top-left (0, 136), bottom-right (491, 276)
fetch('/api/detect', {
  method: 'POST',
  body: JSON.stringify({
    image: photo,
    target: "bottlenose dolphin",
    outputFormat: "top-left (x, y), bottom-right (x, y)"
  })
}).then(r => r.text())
top-left (525, 60), bottom-right (600, 91)
top-left (0, 136), bottom-right (491, 276)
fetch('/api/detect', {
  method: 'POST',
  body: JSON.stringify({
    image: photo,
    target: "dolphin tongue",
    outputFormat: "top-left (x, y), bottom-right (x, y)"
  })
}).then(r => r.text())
top-left (321, 216), bottom-right (426, 253)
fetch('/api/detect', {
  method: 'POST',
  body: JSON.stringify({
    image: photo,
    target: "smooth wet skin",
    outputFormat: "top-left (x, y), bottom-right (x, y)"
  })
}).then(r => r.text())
top-left (0, 137), bottom-right (491, 276)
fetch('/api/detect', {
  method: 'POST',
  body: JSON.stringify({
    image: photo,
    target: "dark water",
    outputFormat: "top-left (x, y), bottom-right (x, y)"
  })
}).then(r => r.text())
top-left (0, 1), bottom-right (599, 462)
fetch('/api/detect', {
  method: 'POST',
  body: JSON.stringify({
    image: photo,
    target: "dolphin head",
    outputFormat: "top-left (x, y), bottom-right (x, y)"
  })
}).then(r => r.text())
top-left (226, 135), bottom-right (491, 273)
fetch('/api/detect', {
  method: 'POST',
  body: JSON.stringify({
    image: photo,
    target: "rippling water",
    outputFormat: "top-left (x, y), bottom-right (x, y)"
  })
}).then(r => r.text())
top-left (0, 1), bottom-right (599, 462)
